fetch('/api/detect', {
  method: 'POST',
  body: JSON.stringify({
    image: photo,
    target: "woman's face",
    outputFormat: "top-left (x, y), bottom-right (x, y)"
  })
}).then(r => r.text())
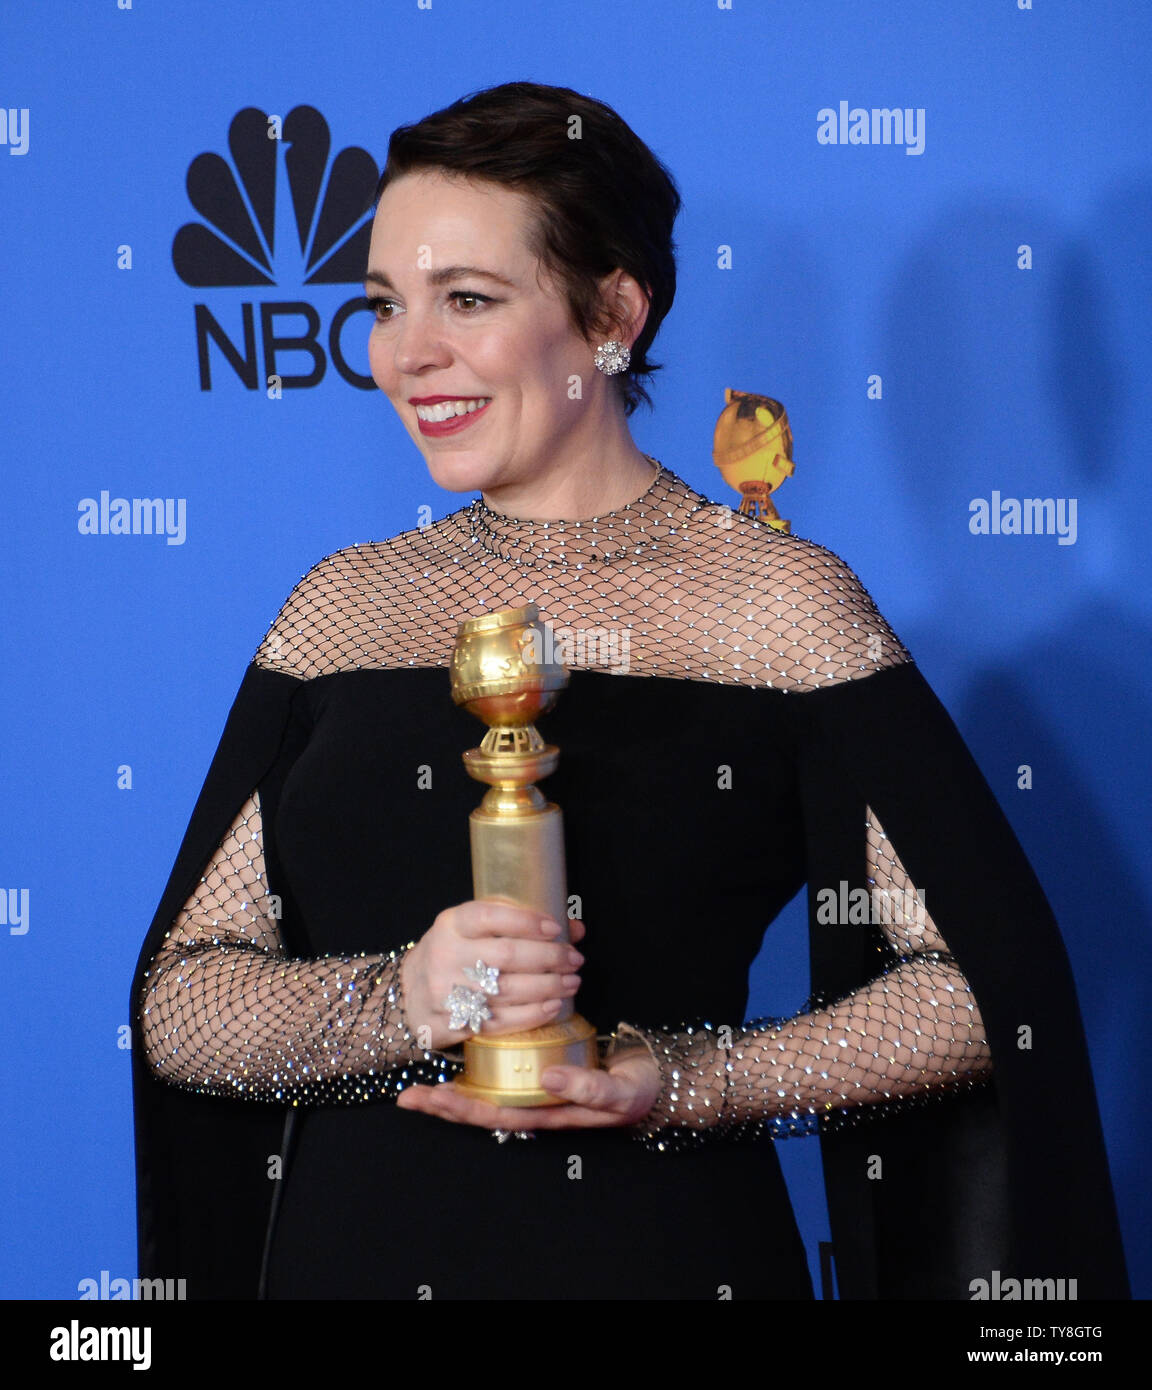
top-left (365, 169), bottom-right (612, 499)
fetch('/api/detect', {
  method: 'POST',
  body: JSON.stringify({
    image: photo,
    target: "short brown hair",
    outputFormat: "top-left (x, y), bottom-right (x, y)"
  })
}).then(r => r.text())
top-left (374, 81), bottom-right (681, 415)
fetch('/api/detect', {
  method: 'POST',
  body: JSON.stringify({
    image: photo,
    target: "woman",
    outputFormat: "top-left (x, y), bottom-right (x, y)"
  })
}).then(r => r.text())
top-left (131, 81), bottom-right (1128, 1300)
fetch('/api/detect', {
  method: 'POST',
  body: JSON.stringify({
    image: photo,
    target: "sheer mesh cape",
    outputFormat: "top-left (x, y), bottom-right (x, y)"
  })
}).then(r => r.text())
top-left (131, 459), bottom-right (1129, 1299)
top-left (137, 461), bottom-right (987, 1127)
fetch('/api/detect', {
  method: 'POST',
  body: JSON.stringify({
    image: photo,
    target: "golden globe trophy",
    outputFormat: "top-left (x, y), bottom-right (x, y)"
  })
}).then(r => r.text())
top-left (449, 603), bottom-right (598, 1106)
top-left (712, 388), bottom-right (795, 532)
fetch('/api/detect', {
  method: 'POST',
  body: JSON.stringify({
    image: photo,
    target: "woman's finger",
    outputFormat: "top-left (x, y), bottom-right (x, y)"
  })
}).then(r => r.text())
top-left (476, 970), bottom-right (582, 1006)
top-left (449, 901), bottom-right (565, 941)
top-left (396, 1081), bottom-right (628, 1129)
top-left (396, 1056), bottom-right (659, 1130)
top-left (536, 1064), bottom-right (651, 1117)
top-left (473, 997), bottom-right (572, 1035)
top-left (456, 937), bottom-right (582, 977)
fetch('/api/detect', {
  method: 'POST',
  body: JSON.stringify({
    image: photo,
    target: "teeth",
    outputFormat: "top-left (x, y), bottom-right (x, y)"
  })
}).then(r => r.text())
top-left (415, 398), bottom-right (490, 423)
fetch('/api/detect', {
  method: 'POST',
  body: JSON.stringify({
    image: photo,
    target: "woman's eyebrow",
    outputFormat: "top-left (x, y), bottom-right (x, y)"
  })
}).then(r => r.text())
top-left (364, 265), bottom-right (518, 290)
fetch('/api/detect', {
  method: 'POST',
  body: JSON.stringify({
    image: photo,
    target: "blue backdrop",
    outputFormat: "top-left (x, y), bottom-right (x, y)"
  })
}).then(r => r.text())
top-left (2, 0), bottom-right (1148, 1301)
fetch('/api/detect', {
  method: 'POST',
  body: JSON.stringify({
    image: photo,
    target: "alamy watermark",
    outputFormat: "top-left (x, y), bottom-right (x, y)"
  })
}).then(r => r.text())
top-left (521, 623), bottom-right (631, 674)
top-left (78, 1269), bottom-right (186, 1300)
top-left (970, 1269), bottom-right (1078, 1301)
top-left (1, 888), bottom-right (29, 936)
top-left (50, 1321), bottom-right (151, 1370)
top-left (1, 107), bottom-right (30, 155)
top-left (969, 493), bottom-right (1077, 545)
top-left (77, 492), bottom-right (187, 546)
top-left (817, 102), bottom-right (925, 156)
top-left (815, 880), bottom-right (927, 929)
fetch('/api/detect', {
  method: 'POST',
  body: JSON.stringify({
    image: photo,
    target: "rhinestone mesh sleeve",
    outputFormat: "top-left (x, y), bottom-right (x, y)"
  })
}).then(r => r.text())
top-left (612, 807), bottom-right (992, 1145)
top-left (140, 460), bottom-right (983, 1120)
top-left (137, 792), bottom-right (449, 1104)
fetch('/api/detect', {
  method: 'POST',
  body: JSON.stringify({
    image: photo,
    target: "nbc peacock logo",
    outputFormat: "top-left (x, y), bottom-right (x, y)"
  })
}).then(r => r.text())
top-left (173, 106), bottom-right (381, 393)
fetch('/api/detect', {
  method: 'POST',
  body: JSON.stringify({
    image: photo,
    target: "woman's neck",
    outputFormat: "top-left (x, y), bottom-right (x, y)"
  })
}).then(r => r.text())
top-left (478, 409), bottom-right (657, 522)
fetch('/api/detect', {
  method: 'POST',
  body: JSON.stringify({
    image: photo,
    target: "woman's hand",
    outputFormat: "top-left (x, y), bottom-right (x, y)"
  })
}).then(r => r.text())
top-left (400, 899), bottom-right (585, 1052)
top-left (395, 1046), bottom-right (663, 1131)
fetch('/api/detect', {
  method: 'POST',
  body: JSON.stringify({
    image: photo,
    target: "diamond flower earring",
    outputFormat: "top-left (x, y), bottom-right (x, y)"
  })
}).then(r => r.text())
top-left (594, 341), bottom-right (631, 375)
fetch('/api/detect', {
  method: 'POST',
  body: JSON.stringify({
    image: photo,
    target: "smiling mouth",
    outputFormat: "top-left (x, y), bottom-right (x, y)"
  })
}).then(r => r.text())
top-left (413, 397), bottom-right (491, 423)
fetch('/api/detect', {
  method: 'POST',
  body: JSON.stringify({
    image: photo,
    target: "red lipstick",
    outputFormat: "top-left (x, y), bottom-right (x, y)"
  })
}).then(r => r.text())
top-left (412, 397), bottom-right (492, 437)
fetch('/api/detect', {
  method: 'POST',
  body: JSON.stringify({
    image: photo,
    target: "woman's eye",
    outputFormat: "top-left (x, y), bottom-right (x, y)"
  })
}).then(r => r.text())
top-left (449, 291), bottom-right (491, 313)
top-left (366, 291), bottom-right (492, 321)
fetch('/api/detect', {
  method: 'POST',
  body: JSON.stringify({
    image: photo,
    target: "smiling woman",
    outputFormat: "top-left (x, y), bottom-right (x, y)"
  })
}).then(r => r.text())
top-left (362, 169), bottom-right (656, 511)
top-left (130, 81), bottom-right (1128, 1302)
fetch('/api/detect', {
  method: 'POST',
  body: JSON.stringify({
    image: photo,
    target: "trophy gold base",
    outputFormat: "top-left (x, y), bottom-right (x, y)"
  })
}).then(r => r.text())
top-left (454, 1014), bottom-right (599, 1107)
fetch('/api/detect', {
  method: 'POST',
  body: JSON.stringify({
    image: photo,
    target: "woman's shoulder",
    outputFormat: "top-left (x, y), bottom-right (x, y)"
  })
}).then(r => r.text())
top-left (250, 522), bottom-right (458, 681)
top-left (674, 502), bottom-right (913, 690)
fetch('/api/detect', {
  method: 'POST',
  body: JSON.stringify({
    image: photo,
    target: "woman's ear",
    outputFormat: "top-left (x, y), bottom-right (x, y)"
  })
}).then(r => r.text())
top-left (593, 269), bottom-right (650, 348)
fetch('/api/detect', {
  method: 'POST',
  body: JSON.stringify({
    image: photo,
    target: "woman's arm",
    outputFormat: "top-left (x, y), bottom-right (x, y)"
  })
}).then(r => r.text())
top-left (393, 806), bottom-right (989, 1136)
top-left (137, 790), bottom-right (424, 1103)
top-left (613, 806), bottom-right (991, 1139)
top-left (139, 787), bottom-right (584, 1103)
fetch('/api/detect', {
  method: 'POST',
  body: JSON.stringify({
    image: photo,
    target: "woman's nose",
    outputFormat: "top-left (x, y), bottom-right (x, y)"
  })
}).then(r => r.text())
top-left (393, 311), bottom-right (451, 374)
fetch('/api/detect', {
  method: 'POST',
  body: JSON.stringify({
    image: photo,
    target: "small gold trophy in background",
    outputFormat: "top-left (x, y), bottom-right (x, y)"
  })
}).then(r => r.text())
top-left (449, 603), bottom-right (599, 1106)
top-left (712, 388), bottom-right (795, 531)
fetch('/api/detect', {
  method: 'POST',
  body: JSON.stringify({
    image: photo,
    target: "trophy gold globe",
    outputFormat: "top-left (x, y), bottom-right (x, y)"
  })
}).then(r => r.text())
top-left (449, 603), bottom-right (598, 1106)
top-left (712, 388), bottom-right (795, 531)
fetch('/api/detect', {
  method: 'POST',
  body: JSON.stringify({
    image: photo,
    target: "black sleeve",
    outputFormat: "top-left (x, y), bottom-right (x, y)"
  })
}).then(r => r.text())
top-left (128, 664), bottom-right (302, 1298)
top-left (790, 660), bottom-right (1129, 1299)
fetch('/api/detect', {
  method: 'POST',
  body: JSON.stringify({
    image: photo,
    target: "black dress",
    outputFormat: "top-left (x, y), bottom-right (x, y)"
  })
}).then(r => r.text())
top-left (129, 465), bottom-right (1129, 1300)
